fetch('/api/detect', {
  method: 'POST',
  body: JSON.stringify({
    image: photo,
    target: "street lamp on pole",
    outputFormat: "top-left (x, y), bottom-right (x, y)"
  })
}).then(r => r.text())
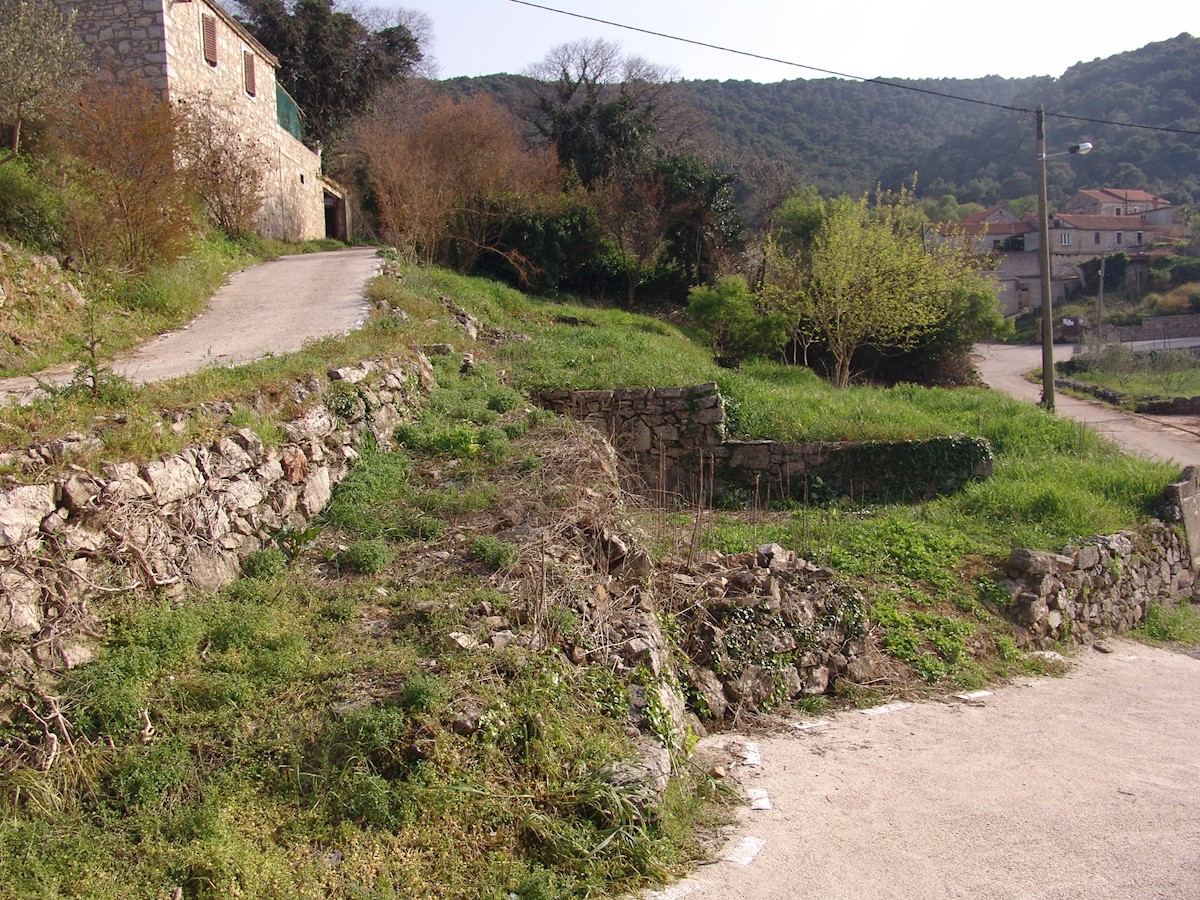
top-left (1037, 103), bottom-right (1092, 412)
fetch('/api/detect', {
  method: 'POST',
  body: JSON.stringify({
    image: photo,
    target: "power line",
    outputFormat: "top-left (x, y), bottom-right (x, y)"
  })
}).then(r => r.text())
top-left (508, 0), bottom-right (1200, 139)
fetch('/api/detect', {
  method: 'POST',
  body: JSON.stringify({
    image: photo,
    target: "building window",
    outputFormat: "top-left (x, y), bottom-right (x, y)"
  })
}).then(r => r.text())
top-left (243, 51), bottom-right (256, 96)
top-left (300, 173), bottom-right (305, 185)
top-left (202, 14), bottom-right (218, 67)
top-left (1094, 232), bottom-right (1101, 245)
top-left (1137, 231), bottom-right (1144, 245)
top-left (1116, 232), bottom-right (1123, 245)
top-left (1059, 233), bottom-right (1071, 246)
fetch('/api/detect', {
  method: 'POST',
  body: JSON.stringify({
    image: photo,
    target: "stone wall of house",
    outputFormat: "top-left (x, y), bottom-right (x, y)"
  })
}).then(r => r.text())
top-left (61, 0), bottom-right (169, 90)
top-left (0, 353), bottom-right (434, 696)
top-left (61, 0), bottom-right (327, 242)
top-left (1003, 523), bottom-right (1194, 649)
top-left (537, 384), bottom-right (994, 503)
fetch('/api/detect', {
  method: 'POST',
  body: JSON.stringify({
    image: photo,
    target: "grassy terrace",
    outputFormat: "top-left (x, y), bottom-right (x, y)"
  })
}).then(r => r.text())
top-left (0, 257), bottom-right (1184, 898)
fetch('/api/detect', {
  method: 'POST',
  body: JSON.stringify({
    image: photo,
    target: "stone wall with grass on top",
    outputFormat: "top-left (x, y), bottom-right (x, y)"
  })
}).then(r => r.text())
top-left (1004, 522), bottom-right (1195, 649)
top-left (0, 352), bottom-right (434, 699)
top-left (537, 384), bottom-right (994, 504)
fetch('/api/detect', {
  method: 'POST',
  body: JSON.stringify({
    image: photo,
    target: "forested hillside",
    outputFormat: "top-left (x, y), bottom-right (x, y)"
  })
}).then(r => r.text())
top-left (892, 34), bottom-right (1200, 207)
top-left (449, 34), bottom-right (1200, 210)
top-left (682, 75), bottom-right (1043, 197)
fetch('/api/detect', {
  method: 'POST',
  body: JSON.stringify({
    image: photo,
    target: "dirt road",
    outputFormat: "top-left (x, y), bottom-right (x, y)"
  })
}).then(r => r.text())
top-left (974, 342), bottom-right (1200, 468)
top-left (0, 247), bottom-right (378, 400)
top-left (654, 641), bottom-right (1200, 900)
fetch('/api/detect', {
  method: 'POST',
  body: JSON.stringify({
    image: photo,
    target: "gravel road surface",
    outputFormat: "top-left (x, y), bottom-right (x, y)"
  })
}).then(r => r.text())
top-left (654, 641), bottom-right (1200, 900)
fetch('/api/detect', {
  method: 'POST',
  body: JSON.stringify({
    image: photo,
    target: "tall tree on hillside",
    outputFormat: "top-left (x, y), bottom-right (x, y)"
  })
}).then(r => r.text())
top-left (0, 0), bottom-right (87, 160)
top-left (231, 0), bottom-right (422, 147)
top-left (528, 39), bottom-right (691, 188)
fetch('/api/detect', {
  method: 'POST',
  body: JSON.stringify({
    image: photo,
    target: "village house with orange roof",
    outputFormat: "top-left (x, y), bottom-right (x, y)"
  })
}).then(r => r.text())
top-left (945, 189), bottom-right (1176, 316)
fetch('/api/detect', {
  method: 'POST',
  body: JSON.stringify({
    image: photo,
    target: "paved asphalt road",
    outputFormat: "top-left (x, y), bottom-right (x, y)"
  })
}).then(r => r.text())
top-left (973, 341), bottom-right (1200, 468)
top-left (652, 641), bottom-right (1200, 900)
top-left (0, 247), bottom-right (378, 401)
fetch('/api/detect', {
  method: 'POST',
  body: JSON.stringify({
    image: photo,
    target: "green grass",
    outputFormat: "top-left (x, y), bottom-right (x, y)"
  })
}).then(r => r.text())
top-left (1061, 344), bottom-right (1200, 401)
top-left (0, 257), bottom-right (1187, 897)
top-left (1, 577), bottom-right (699, 898)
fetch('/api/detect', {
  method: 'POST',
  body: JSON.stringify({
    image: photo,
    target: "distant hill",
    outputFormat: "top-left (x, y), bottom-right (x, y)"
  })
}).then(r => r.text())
top-left (890, 34), bottom-right (1200, 208)
top-left (681, 74), bottom-right (1044, 198)
top-left (442, 34), bottom-right (1200, 213)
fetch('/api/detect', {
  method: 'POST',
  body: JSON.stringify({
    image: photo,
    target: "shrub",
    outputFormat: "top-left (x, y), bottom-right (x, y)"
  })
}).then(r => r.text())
top-left (469, 535), bottom-right (518, 571)
top-left (0, 156), bottom-right (62, 251)
top-left (58, 77), bottom-right (195, 273)
top-left (177, 93), bottom-right (267, 236)
top-left (339, 539), bottom-right (394, 575)
top-left (241, 548), bottom-right (288, 580)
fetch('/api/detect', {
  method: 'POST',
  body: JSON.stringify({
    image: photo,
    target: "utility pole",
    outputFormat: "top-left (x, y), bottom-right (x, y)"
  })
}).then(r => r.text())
top-left (1037, 105), bottom-right (1055, 411)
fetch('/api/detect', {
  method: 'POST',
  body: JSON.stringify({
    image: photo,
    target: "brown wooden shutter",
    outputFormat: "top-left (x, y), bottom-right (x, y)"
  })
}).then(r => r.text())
top-left (202, 14), bottom-right (217, 67)
top-left (243, 51), bottom-right (256, 96)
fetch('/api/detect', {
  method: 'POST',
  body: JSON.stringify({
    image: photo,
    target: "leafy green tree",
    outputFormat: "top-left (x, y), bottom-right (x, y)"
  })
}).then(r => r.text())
top-left (654, 154), bottom-right (742, 287)
top-left (765, 186), bottom-right (991, 388)
top-left (232, 0), bottom-right (422, 147)
top-left (0, 0), bottom-right (86, 160)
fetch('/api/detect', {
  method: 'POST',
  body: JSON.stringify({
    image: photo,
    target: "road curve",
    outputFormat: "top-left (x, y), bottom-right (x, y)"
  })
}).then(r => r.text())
top-left (974, 341), bottom-right (1200, 469)
top-left (0, 247), bottom-right (379, 400)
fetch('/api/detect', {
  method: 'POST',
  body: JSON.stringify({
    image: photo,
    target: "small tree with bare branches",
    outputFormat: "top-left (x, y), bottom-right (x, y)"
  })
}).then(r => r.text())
top-left (58, 78), bottom-right (195, 273)
top-left (177, 95), bottom-right (268, 236)
top-left (358, 94), bottom-right (561, 278)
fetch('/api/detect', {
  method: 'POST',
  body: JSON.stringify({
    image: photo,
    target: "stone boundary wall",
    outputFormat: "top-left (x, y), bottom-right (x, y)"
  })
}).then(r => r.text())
top-left (1056, 377), bottom-right (1200, 416)
top-left (0, 353), bottom-right (434, 687)
top-left (1004, 523), bottom-right (1194, 649)
top-left (537, 384), bottom-right (994, 503)
top-left (1099, 314), bottom-right (1200, 344)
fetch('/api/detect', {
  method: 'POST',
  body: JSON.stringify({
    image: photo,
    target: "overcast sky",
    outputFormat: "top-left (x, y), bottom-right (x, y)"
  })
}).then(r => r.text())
top-left (388, 0), bottom-right (1198, 83)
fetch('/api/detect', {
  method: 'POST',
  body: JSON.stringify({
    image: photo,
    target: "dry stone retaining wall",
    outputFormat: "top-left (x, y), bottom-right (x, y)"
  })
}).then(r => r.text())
top-left (0, 353), bottom-right (433, 696)
top-left (538, 384), bottom-right (994, 503)
top-left (1004, 522), bottom-right (1194, 649)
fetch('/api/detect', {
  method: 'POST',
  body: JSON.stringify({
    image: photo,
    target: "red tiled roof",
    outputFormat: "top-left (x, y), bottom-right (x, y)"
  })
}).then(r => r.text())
top-left (1076, 188), bottom-right (1170, 207)
top-left (960, 220), bottom-right (1035, 236)
top-left (1051, 214), bottom-right (1152, 229)
top-left (959, 206), bottom-right (1019, 226)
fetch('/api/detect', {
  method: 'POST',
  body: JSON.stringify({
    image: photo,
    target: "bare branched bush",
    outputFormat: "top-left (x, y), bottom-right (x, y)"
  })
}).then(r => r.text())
top-left (58, 78), bottom-right (195, 273)
top-left (356, 93), bottom-right (561, 276)
top-left (177, 94), bottom-right (267, 236)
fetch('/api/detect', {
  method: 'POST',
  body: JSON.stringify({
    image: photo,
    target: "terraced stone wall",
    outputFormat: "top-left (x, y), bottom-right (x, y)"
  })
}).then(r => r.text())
top-left (0, 354), bottom-right (433, 699)
top-left (537, 384), bottom-right (994, 504)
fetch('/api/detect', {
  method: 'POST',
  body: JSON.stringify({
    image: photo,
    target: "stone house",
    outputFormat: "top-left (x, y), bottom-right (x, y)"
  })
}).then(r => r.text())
top-left (1062, 188), bottom-right (1173, 226)
top-left (941, 194), bottom-right (1162, 316)
top-left (57, 0), bottom-right (348, 242)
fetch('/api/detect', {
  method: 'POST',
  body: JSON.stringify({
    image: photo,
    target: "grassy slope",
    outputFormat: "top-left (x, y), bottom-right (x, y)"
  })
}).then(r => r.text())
top-left (0, 259), bottom-right (1183, 898)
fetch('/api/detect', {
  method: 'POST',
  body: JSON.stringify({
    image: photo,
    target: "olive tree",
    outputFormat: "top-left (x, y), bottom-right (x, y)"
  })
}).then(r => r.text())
top-left (0, 0), bottom-right (87, 160)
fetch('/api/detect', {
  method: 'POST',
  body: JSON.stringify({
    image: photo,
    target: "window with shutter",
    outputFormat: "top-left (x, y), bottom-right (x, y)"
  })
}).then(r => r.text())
top-left (202, 14), bottom-right (217, 67)
top-left (244, 51), bottom-right (256, 96)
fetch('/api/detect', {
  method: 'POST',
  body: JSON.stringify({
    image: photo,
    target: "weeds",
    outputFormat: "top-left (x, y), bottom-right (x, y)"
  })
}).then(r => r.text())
top-left (1136, 601), bottom-right (1200, 644)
